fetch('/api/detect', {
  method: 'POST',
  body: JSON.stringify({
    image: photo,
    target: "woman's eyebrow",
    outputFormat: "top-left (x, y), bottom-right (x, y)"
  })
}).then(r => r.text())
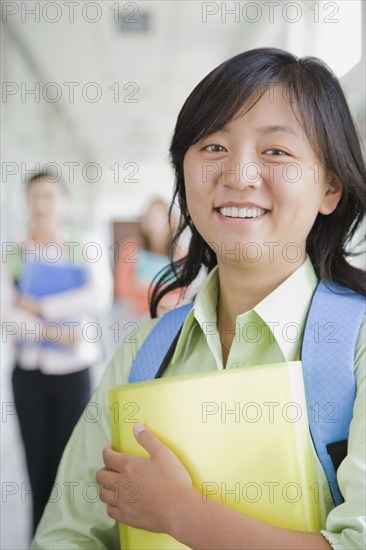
top-left (207, 124), bottom-right (300, 138)
top-left (258, 125), bottom-right (300, 138)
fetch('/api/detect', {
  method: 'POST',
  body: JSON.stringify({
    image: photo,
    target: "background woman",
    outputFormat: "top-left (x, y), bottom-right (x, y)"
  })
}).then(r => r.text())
top-left (2, 172), bottom-right (112, 535)
top-left (114, 198), bottom-right (184, 318)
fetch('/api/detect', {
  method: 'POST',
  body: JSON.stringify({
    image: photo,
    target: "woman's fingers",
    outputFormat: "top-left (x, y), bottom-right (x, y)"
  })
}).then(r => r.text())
top-left (96, 466), bottom-right (117, 489)
top-left (104, 504), bottom-right (122, 522)
top-left (102, 445), bottom-right (138, 472)
top-left (99, 485), bottom-right (117, 505)
top-left (133, 423), bottom-right (167, 460)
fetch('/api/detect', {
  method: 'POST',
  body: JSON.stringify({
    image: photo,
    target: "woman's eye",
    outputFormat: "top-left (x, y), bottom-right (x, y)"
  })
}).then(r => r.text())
top-left (264, 149), bottom-right (288, 156)
top-left (204, 144), bottom-right (226, 153)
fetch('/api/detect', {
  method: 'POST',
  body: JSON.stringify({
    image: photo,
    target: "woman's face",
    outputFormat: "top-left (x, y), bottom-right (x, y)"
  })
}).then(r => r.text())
top-left (183, 84), bottom-right (342, 266)
top-left (27, 178), bottom-right (68, 232)
top-left (141, 202), bottom-right (169, 239)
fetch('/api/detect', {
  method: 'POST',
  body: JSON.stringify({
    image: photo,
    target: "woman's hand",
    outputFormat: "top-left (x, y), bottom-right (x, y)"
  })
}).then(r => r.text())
top-left (16, 296), bottom-right (41, 316)
top-left (16, 295), bottom-right (81, 346)
top-left (96, 423), bottom-right (193, 535)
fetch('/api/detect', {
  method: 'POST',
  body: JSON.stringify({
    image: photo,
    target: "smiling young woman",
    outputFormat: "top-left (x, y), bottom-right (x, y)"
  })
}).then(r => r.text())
top-left (32, 48), bottom-right (365, 550)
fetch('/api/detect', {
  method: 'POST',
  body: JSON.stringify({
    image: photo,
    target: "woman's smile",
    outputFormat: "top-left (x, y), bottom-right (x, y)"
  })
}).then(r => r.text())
top-left (214, 202), bottom-right (269, 225)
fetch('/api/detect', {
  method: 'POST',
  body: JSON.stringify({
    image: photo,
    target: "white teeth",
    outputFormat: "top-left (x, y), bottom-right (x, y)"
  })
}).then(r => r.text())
top-left (219, 206), bottom-right (266, 218)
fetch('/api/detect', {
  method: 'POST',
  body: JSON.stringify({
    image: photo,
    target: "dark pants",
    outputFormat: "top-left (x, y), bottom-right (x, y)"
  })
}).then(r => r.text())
top-left (11, 365), bottom-right (91, 535)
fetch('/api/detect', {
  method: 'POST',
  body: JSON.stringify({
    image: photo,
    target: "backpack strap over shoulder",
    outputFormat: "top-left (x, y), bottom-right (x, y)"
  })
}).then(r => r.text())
top-left (301, 281), bottom-right (365, 506)
top-left (128, 302), bottom-right (194, 383)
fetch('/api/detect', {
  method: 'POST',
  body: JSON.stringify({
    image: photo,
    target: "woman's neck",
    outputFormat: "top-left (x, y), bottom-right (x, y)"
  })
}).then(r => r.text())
top-left (216, 257), bottom-right (306, 342)
top-left (29, 226), bottom-right (60, 244)
top-left (146, 237), bottom-right (168, 256)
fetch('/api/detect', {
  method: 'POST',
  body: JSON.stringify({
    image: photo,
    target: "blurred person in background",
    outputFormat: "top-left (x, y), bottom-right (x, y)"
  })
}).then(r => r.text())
top-left (114, 198), bottom-right (185, 318)
top-left (1, 171), bottom-right (112, 536)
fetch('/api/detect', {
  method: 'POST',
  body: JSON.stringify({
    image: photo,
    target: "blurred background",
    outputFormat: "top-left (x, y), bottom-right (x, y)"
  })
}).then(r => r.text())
top-left (1, 1), bottom-right (365, 547)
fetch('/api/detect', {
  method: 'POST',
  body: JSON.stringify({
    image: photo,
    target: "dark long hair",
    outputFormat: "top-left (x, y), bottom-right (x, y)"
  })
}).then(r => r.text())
top-left (150, 48), bottom-right (366, 316)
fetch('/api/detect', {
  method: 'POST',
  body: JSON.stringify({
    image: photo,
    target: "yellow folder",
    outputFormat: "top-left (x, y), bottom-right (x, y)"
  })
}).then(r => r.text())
top-left (109, 362), bottom-right (321, 549)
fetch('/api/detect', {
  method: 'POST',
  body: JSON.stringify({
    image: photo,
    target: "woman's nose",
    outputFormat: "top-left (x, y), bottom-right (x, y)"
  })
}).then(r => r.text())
top-left (219, 155), bottom-right (263, 190)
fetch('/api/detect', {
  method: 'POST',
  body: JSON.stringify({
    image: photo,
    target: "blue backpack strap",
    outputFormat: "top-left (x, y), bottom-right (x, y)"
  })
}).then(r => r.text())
top-left (128, 302), bottom-right (194, 383)
top-left (301, 281), bottom-right (365, 506)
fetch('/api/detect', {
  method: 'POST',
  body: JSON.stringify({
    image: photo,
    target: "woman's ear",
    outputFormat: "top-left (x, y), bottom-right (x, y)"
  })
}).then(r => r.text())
top-left (319, 175), bottom-right (343, 215)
